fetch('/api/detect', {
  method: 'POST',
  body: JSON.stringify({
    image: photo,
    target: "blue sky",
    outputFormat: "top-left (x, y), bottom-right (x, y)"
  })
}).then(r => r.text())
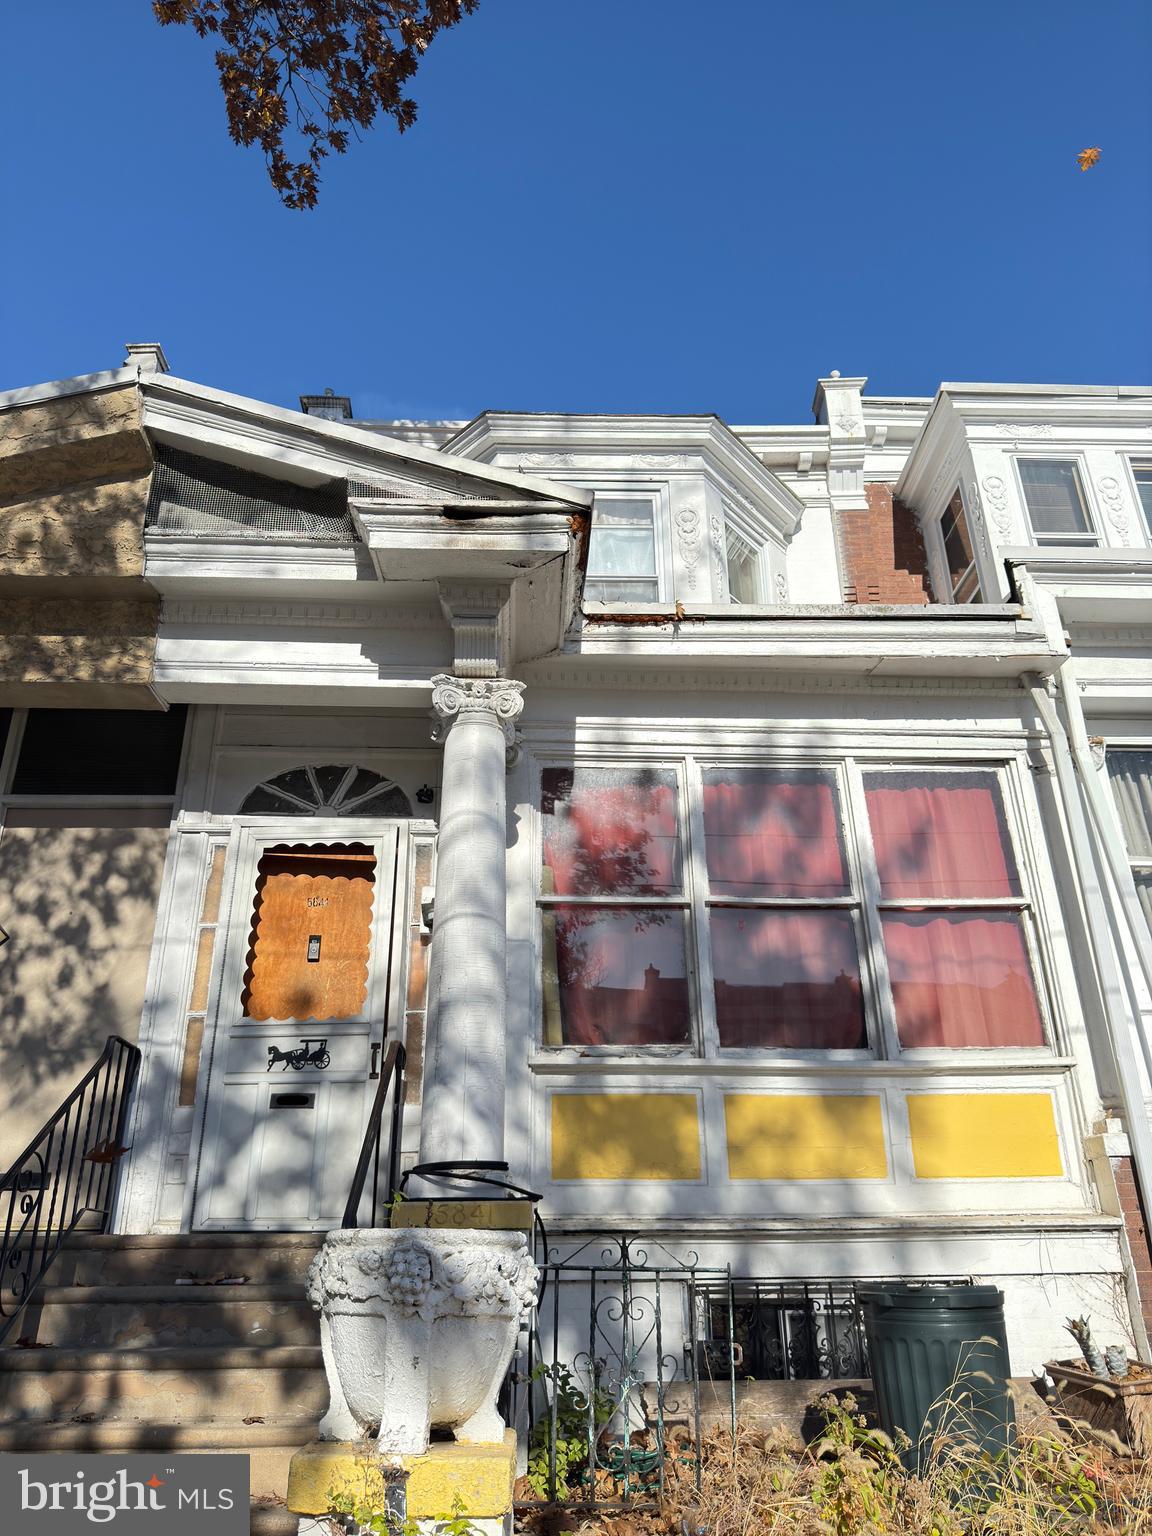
top-left (1, 1), bottom-right (1149, 423)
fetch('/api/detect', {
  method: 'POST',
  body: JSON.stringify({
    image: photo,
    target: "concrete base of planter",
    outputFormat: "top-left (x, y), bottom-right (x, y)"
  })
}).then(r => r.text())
top-left (288, 1428), bottom-right (517, 1521)
top-left (1046, 1358), bottom-right (1152, 1455)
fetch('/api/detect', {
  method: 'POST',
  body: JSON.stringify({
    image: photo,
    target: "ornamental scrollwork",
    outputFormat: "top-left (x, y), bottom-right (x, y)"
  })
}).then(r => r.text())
top-left (430, 674), bottom-right (526, 765)
top-left (981, 475), bottom-right (1013, 538)
top-left (674, 506), bottom-right (702, 574)
top-left (1097, 475), bottom-right (1130, 543)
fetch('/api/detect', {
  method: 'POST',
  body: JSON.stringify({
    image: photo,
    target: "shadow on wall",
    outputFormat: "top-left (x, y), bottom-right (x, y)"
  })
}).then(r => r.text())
top-left (0, 807), bottom-right (170, 1165)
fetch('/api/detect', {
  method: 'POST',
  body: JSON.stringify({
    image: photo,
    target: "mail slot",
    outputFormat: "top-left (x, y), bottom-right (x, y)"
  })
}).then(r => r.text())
top-left (271, 1092), bottom-right (315, 1109)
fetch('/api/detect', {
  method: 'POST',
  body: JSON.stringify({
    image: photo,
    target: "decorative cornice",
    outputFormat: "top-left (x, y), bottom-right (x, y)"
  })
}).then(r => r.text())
top-left (430, 674), bottom-right (526, 765)
top-left (160, 600), bottom-right (444, 630)
top-left (518, 662), bottom-right (1029, 697)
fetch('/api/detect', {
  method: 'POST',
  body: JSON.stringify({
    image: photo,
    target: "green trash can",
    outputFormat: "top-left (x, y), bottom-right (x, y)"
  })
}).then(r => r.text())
top-left (858, 1284), bottom-right (1016, 1472)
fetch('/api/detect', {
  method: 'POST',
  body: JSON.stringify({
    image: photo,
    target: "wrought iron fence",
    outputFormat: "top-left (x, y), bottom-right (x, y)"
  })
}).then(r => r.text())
top-left (511, 1233), bottom-right (737, 1511)
top-left (693, 1276), bottom-right (971, 1384)
top-left (0, 1036), bottom-right (141, 1343)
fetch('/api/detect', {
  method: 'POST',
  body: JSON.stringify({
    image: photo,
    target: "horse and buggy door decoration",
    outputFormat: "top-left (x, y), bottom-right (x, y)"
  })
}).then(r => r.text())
top-left (189, 823), bottom-right (406, 1230)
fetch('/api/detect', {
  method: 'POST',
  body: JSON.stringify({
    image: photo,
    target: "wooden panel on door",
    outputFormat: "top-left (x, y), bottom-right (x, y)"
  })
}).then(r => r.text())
top-left (241, 843), bottom-right (377, 1022)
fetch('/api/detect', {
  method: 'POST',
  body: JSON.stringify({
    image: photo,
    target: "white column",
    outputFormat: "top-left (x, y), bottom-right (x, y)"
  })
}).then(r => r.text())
top-left (418, 674), bottom-right (525, 1172)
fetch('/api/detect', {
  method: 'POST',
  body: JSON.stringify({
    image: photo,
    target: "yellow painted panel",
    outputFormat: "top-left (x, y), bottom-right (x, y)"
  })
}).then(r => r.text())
top-left (551, 1093), bottom-right (701, 1181)
top-left (908, 1093), bottom-right (1063, 1179)
top-left (288, 1430), bottom-right (517, 1518)
top-left (724, 1094), bottom-right (887, 1180)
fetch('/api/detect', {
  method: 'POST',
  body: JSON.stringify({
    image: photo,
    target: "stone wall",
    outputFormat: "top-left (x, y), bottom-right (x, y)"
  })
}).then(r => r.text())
top-left (0, 383), bottom-right (160, 706)
top-left (0, 806), bottom-right (170, 1162)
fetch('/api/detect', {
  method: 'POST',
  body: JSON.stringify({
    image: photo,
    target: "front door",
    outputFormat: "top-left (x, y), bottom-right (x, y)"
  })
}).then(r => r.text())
top-left (190, 823), bottom-right (405, 1230)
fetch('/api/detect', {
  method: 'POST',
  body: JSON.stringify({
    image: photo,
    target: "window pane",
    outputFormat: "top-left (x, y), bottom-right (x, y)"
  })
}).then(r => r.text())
top-left (941, 489), bottom-right (975, 593)
top-left (864, 770), bottom-right (1020, 898)
top-left (711, 909), bottom-right (865, 1048)
top-left (702, 768), bottom-right (849, 897)
top-left (882, 912), bottom-right (1044, 1047)
top-left (543, 906), bottom-right (691, 1045)
top-left (1018, 460), bottom-right (1092, 538)
top-left (588, 498), bottom-right (657, 587)
top-left (1135, 467), bottom-right (1152, 532)
top-left (1107, 750), bottom-right (1152, 859)
top-left (585, 578), bottom-right (660, 603)
top-left (542, 766), bottom-right (682, 895)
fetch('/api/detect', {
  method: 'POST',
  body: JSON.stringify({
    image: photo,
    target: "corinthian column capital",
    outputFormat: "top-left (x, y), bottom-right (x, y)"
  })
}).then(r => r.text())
top-left (430, 674), bottom-right (526, 765)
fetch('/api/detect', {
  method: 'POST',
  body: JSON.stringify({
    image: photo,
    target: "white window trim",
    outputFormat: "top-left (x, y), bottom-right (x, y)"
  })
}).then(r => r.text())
top-left (1013, 454), bottom-right (1100, 547)
top-left (570, 478), bottom-right (671, 606)
top-left (533, 751), bottom-right (1058, 1069)
top-left (1125, 459), bottom-right (1152, 546)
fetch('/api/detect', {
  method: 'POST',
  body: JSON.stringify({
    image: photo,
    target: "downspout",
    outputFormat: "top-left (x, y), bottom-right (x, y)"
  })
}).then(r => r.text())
top-left (1027, 672), bottom-right (1152, 1356)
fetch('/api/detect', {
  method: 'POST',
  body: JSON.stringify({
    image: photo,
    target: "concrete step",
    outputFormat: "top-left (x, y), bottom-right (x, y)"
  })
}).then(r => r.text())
top-left (52, 1232), bottom-right (324, 1287)
top-left (18, 1283), bottom-right (318, 1349)
top-left (0, 1344), bottom-right (325, 1422)
top-left (250, 1504), bottom-right (302, 1535)
top-left (0, 1415), bottom-right (319, 1502)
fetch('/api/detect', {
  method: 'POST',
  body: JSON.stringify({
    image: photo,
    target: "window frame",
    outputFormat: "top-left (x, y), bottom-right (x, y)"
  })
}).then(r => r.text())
top-left (533, 751), bottom-right (1057, 1065)
top-left (1129, 462), bottom-right (1152, 542)
top-left (582, 484), bottom-right (669, 606)
top-left (936, 486), bottom-right (981, 604)
top-left (1014, 456), bottom-right (1099, 547)
top-left (1103, 743), bottom-right (1152, 918)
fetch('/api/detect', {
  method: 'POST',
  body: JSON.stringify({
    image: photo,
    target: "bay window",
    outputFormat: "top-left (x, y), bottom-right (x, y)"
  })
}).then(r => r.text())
top-left (585, 495), bottom-right (660, 603)
top-left (539, 758), bottom-right (1050, 1056)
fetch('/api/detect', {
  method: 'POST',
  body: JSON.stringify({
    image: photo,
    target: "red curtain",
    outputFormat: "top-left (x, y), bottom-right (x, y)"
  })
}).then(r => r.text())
top-left (552, 905), bottom-right (691, 1045)
top-left (865, 776), bottom-right (1019, 898)
top-left (702, 773), bottom-right (848, 896)
top-left (711, 908), bottom-right (865, 1048)
top-left (543, 777), bottom-right (681, 895)
top-left (882, 913), bottom-right (1044, 1047)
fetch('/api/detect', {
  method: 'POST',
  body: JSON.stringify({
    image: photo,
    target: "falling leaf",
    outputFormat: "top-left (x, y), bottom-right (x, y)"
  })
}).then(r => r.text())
top-left (1077, 147), bottom-right (1101, 171)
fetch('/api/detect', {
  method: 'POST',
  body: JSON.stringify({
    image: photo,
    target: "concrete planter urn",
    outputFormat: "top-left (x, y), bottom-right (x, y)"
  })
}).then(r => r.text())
top-left (307, 1227), bottom-right (538, 1457)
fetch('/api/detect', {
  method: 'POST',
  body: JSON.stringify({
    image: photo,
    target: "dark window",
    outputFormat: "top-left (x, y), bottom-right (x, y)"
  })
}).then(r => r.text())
top-left (12, 708), bottom-right (188, 795)
top-left (0, 709), bottom-right (11, 770)
top-left (940, 489), bottom-right (979, 602)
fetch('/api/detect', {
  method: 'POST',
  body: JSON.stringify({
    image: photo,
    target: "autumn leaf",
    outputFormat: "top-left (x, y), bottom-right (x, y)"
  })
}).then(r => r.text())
top-left (1077, 146), bottom-right (1102, 171)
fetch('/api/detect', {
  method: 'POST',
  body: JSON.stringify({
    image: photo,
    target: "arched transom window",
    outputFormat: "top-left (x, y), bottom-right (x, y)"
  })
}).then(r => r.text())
top-left (239, 765), bottom-right (413, 818)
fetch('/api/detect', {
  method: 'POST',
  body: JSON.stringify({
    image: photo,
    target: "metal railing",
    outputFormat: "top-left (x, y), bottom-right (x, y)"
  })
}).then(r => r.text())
top-left (342, 1040), bottom-right (406, 1229)
top-left (512, 1233), bottom-right (737, 1511)
top-left (0, 1036), bottom-right (141, 1344)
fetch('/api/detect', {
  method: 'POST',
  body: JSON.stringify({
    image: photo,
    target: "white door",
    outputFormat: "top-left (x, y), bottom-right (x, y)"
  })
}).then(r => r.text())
top-left (190, 822), bottom-right (405, 1230)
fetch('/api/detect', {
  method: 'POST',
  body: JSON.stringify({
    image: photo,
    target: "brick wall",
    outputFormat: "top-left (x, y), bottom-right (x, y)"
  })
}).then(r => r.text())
top-left (837, 484), bottom-right (933, 605)
top-left (1113, 1155), bottom-right (1152, 1333)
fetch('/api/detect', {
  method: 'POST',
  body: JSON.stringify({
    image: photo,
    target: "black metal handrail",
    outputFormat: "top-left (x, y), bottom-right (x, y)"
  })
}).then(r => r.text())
top-left (0, 1035), bottom-right (141, 1344)
top-left (342, 1040), bottom-right (405, 1228)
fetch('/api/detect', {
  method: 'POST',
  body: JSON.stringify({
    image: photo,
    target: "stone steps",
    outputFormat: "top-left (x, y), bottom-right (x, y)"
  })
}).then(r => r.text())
top-left (0, 1343), bottom-right (326, 1420)
top-left (47, 1232), bottom-right (324, 1286)
top-left (19, 1283), bottom-right (317, 1349)
top-left (0, 1231), bottom-right (327, 1506)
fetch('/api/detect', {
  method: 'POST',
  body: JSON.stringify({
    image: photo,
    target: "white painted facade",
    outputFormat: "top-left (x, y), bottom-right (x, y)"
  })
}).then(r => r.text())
top-left (3, 358), bottom-right (1151, 1379)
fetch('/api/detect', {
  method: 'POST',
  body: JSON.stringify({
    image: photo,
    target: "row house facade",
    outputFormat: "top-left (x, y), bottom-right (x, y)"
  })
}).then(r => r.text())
top-left (2, 347), bottom-right (1152, 1419)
